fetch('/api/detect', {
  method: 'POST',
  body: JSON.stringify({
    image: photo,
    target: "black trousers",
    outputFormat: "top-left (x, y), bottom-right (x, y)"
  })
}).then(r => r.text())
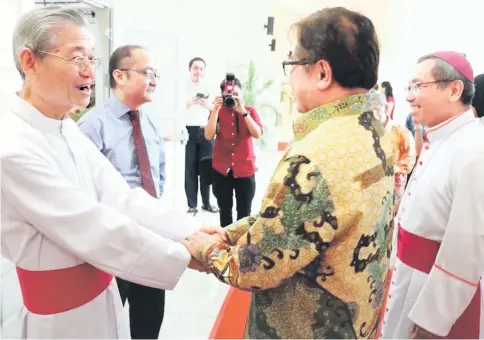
top-left (212, 169), bottom-right (256, 227)
top-left (185, 126), bottom-right (214, 208)
top-left (116, 277), bottom-right (165, 339)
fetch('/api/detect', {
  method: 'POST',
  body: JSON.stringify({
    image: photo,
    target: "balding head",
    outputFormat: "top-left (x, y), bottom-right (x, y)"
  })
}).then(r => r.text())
top-left (109, 45), bottom-right (146, 88)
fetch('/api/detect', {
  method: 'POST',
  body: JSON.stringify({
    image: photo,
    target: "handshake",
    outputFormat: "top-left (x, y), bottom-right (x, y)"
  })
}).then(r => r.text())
top-left (181, 225), bottom-right (228, 274)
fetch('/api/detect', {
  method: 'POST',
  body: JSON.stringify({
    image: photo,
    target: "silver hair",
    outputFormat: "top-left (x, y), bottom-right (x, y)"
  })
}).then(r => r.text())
top-left (418, 55), bottom-right (475, 105)
top-left (12, 6), bottom-right (87, 79)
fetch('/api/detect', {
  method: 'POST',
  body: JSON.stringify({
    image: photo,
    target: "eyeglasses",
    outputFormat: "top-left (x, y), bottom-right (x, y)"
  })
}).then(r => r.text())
top-left (118, 68), bottom-right (160, 80)
top-left (404, 80), bottom-right (453, 94)
top-left (38, 51), bottom-right (102, 70)
top-left (282, 59), bottom-right (318, 76)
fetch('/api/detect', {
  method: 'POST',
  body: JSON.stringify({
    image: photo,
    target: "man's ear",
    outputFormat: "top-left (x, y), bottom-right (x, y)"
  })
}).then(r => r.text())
top-left (18, 47), bottom-right (37, 77)
top-left (449, 80), bottom-right (465, 103)
top-left (316, 59), bottom-right (332, 91)
top-left (112, 69), bottom-right (126, 87)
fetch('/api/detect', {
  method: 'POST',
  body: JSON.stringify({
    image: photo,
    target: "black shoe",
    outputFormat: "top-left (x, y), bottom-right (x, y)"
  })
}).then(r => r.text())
top-left (201, 205), bottom-right (219, 213)
top-left (187, 207), bottom-right (198, 215)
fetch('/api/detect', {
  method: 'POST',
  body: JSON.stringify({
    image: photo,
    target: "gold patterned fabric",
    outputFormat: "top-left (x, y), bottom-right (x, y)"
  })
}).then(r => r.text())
top-left (196, 93), bottom-right (395, 339)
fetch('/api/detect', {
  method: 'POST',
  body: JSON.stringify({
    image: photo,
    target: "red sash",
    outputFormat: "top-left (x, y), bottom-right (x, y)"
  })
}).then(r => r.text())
top-left (16, 263), bottom-right (113, 315)
top-left (397, 224), bottom-right (481, 339)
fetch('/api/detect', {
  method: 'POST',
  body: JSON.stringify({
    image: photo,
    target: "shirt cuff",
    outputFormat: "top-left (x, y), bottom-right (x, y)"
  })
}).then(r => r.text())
top-left (408, 265), bottom-right (479, 336)
top-left (225, 218), bottom-right (254, 245)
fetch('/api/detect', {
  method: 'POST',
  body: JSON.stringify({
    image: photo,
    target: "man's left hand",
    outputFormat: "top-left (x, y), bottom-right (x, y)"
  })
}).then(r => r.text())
top-left (234, 96), bottom-right (246, 114)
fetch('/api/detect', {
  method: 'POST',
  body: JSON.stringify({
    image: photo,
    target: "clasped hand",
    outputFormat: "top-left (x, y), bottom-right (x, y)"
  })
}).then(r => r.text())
top-left (182, 225), bottom-right (228, 273)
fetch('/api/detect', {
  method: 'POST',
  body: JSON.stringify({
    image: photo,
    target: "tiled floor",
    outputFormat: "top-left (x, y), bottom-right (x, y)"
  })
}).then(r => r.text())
top-left (124, 143), bottom-right (283, 339)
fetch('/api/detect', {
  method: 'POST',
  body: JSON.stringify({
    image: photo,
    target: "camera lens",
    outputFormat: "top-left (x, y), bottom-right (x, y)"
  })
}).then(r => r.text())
top-left (223, 95), bottom-right (236, 108)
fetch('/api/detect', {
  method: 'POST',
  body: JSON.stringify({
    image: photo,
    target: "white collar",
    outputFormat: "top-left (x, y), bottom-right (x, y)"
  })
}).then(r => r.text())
top-left (426, 109), bottom-right (475, 144)
top-left (10, 93), bottom-right (70, 135)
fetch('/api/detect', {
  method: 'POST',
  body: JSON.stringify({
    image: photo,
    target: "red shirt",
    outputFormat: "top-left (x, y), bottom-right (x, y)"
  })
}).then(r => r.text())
top-left (211, 105), bottom-right (262, 178)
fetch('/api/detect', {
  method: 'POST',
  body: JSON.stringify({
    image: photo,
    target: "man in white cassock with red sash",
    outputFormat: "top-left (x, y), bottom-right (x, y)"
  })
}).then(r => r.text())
top-left (380, 51), bottom-right (484, 338)
top-left (0, 6), bottom-right (224, 339)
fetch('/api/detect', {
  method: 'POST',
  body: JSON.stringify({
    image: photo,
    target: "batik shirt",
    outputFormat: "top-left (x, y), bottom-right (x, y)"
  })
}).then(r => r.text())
top-left (196, 94), bottom-right (395, 339)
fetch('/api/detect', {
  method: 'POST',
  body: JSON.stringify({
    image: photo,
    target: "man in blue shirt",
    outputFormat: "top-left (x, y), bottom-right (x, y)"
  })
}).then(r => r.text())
top-left (78, 45), bottom-right (165, 339)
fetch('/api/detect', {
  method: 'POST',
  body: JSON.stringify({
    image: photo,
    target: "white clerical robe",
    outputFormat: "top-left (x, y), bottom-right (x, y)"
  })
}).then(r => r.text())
top-left (381, 109), bottom-right (484, 338)
top-left (0, 94), bottom-right (200, 339)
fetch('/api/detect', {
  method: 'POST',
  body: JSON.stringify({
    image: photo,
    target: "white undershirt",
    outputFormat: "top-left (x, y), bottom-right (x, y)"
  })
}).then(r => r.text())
top-left (184, 81), bottom-right (212, 127)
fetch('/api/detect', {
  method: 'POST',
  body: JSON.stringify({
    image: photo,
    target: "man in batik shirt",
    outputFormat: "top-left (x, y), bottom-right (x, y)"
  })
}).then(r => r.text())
top-left (183, 7), bottom-right (394, 339)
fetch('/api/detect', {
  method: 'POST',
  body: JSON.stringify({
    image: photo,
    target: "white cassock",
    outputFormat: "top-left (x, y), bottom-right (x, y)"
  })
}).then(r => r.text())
top-left (0, 94), bottom-right (200, 339)
top-left (381, 109), bottom-right (484, 338)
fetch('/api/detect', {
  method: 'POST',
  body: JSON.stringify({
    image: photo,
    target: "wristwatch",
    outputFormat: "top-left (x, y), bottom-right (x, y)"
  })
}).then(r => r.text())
top-left (243, 112), bottom-right (249, 117)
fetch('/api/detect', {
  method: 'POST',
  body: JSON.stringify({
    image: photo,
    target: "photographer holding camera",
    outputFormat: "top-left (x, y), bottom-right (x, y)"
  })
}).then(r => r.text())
top-left (205, 74), bottom-right (263, 227)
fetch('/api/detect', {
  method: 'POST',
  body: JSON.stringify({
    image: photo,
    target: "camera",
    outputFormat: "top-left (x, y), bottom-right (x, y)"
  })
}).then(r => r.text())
top-left (222, 73), bottom-right (236, 108)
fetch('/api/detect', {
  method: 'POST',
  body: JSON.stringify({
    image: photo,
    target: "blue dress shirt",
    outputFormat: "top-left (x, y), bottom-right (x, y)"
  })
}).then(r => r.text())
top-left (78, 96), bottom-right (165, 198)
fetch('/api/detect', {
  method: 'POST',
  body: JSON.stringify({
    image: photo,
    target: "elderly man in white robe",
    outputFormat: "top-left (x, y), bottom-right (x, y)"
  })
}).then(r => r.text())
top-left (380, 51), bottom-right (484, 338)
top-left (0, 6), bottom-right (224, 339)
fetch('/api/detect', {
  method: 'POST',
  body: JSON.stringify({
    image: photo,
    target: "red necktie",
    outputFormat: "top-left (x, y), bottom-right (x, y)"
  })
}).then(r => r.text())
top-left (129, 110), bottom-right (157, 197)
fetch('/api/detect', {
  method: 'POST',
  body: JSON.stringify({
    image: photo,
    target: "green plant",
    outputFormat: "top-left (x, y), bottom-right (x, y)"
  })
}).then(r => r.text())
top-left (242, 61), bottom-right (282, 129)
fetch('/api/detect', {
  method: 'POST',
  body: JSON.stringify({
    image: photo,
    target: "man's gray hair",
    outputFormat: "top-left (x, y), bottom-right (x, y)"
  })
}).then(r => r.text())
top-left (418, 54), bottom-right (475, 105)
top-left (12, 6), bottom-right (87, 79)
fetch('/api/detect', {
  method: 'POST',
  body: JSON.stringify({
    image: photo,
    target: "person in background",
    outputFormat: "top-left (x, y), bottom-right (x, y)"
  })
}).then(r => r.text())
top-left (380, 81), bottom-right (395, 119)
top-left (182, 7), bottom-right (394, 338)
top-left (404, 113), bottom-right (426, 159)
top-left (78, 45), bottom-right (167, 339)
top-left (204, 76), bottom-right (263, 227)
top-left (183, 57), bottom-right (219, 215)
top-left (381, 51), bottom-right (484, 339)
top-left (371, 91), bottom-right (416, 213)
top-left (405, 113), bottom-right (415, 135)
top-left (473, 73), bottom-right (484, 125)
top-left (1, 6), bottom-right (222, 339)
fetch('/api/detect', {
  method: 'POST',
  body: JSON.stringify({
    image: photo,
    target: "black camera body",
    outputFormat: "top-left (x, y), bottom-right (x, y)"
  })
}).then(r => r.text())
top-left (222, 73), bottom-right (236, 108)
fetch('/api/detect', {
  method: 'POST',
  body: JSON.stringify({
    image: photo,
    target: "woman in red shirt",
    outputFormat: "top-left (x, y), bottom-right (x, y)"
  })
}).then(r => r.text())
top-left (205, 76), bottom-right (263, 227)
top-left (380, 81), bottom-right (395, 120)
